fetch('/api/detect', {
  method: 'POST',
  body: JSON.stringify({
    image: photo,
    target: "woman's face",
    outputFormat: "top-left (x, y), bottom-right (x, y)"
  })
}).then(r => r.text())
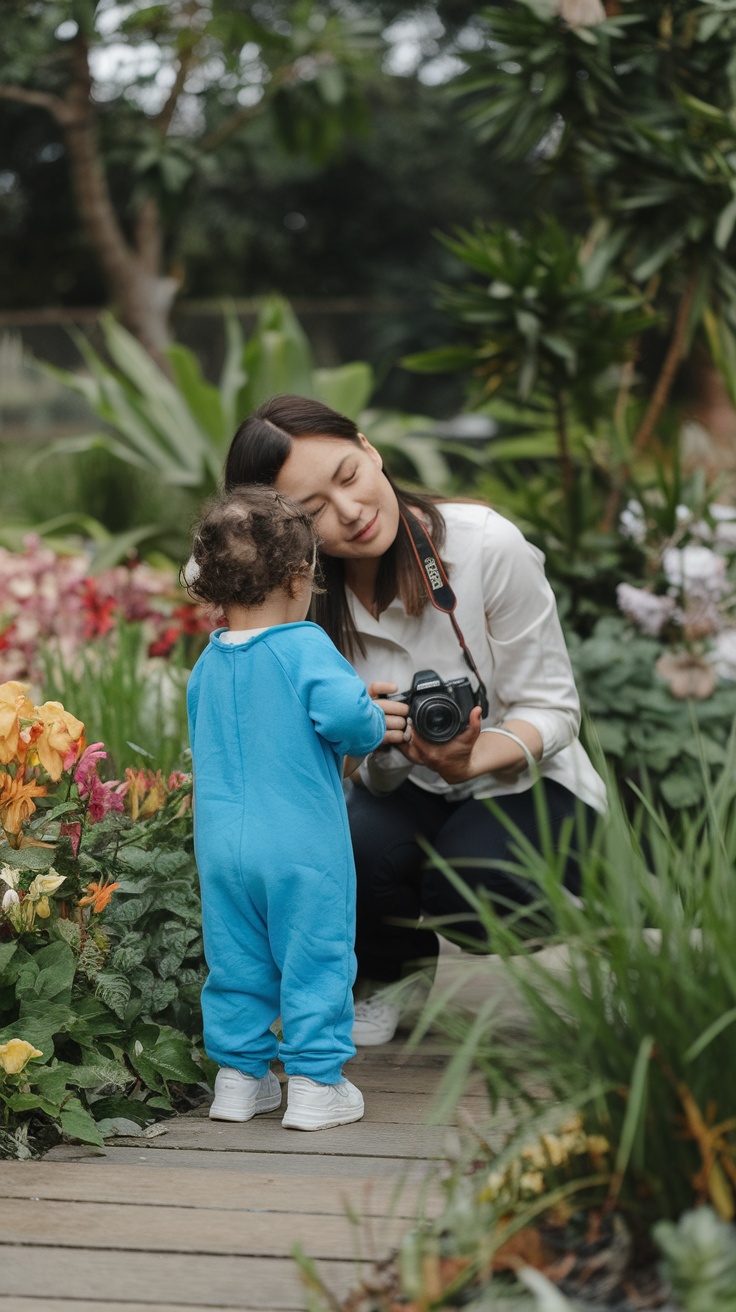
top-left (274, 435), bottom-right (400, 560)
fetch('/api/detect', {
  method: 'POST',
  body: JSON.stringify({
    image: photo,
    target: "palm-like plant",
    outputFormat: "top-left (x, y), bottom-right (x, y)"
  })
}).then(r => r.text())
top-left (406, 217), bottom-right (651, 532)
top-left (455, 0), bottom-right (736, 436)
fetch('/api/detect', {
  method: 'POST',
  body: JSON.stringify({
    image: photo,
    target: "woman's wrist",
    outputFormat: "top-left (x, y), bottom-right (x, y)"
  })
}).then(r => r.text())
top-left (470, 720), bottom-right (543, 780)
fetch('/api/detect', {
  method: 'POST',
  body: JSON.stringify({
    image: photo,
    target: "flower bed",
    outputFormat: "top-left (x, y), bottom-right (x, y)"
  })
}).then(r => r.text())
top-left (0, 681), bottom-right (208, 1158)
top-left (0, 536), bottom-right (211, 687)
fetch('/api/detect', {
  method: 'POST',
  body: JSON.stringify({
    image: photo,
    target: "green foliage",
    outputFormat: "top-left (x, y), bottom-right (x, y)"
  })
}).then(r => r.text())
top-left (569, 616), bottom-right (736, 810)
top-left (655, 1208), bottom-right (736, 1312)
top-left (423, 752), bottom-right (736, 1227)
top-left (0, 780), bottom-right (208, 1155)
top-left (380, 758), bottom-right (736, 1308)
top-left (41, 620), bottom-right (191, 778)
top-left (406, 217), bottom-right (651, 418)
top-left (459, 1), bottom-right (736, 318)
top-left (42, 299), bottom-right (377, 504)
top-left (102, 839), bottom-right (206, 1038)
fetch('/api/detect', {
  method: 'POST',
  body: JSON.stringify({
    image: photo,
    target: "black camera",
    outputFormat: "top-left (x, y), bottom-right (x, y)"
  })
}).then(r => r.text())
top-left (398, 669), bottom-right (483, 744)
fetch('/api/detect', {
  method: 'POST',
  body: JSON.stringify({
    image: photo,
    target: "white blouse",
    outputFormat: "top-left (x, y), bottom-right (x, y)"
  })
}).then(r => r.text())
top-left (348, 502), bottom-right (606, 813)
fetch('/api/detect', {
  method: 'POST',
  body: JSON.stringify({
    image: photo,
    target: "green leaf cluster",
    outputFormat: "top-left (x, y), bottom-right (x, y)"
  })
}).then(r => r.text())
top-left (0, 799), bottom-right (210, 1155)
top-left (402, 748), bottom-right (736, 1300)
top-left (407, 216), bottom-right (652, 416)
top-left (570, 615), bottom-right (736, 810)
top-left (42, 298), bottom-right (376, 508)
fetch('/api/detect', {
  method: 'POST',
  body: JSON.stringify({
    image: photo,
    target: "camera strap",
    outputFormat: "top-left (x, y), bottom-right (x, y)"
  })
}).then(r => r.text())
top-left (400, 510), bottom-right (489, 717)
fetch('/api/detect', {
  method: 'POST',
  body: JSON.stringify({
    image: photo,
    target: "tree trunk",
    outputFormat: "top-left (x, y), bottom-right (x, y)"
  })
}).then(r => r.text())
top-left (59, 39), bottom-right (175, 361)
top-left (681, 349), bottom-right (736, 478)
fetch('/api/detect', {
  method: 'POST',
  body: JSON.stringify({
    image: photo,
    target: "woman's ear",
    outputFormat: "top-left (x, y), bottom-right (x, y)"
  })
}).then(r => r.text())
top-left (357, 433), bottom-right (383, 469)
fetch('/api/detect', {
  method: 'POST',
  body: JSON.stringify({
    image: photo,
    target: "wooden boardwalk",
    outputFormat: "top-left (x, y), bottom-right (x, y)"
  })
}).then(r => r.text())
top-left (0, 949), bottom-right (525, 1312)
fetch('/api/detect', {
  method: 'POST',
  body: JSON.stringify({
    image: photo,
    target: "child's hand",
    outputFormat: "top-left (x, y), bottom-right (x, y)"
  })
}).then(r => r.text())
top-left (368, 681), bottom-right (409, 747)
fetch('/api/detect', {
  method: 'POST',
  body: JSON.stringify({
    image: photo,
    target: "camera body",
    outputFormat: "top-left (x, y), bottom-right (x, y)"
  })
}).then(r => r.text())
top-left (399, 668), bottom-right (483, 744)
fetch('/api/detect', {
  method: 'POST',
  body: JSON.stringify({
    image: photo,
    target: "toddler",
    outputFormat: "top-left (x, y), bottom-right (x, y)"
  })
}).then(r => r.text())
top-left (186, 487), bottom-right (386, 1130)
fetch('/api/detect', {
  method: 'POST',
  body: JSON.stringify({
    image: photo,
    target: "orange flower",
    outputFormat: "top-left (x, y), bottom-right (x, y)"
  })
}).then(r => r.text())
top-left (0, 683), bottom-right (38, 766)
top-left (78, 877), bottom-right (120, 914)
top-left (0, 771), bottom-right (47, 837)
top-left (124, 767), bottom-right (167, 821)
top-left (34, 702), bottom-right (85, 781)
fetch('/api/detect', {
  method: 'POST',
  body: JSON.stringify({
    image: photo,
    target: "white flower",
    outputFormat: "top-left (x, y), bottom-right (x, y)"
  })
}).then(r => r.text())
top-left (710, 628), bottom-right (736, 683)
top-left (619, 500), bottom-right (646, 543)
top-left (557, 0), bottom-right (606, 26)
top-left (27, 870), bottom-right (66, 899)
top-left (662, 545), bottom-right (729, 601)
top-left (1, 888), bottom-right (20, 911)
top-left (617, 584), bottom-right (677, 637)
top-left (0, 865), bottom-right (18, 889)
top-left (711, 504), bottom-right (736, 549)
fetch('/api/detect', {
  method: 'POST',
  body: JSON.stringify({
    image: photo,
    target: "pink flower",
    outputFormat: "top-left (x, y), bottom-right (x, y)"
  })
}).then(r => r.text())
top-left (86, 774), bottom-right (126, 824)
top-left (74, 742), bottom-right (107, 798)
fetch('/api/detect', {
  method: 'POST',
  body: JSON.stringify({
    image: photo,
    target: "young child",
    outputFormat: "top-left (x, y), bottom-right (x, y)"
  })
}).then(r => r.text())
top-left (185, 487), bottom-right (386, 1131)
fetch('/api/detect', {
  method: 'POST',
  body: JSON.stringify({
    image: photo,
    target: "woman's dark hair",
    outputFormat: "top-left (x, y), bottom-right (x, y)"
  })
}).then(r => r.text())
top-left (186, 485), bottom-right (318, 611)
top-left (225, 395), bottom-right (446, 657)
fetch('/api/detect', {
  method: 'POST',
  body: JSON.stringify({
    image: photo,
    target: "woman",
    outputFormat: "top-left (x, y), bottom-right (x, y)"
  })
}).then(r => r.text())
top-left (224, 395), bottom-right (606, 1044)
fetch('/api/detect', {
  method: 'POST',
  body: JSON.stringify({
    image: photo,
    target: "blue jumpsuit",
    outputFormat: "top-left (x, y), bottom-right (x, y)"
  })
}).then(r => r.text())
top-left (187, 622), bottom-right (386, 1085)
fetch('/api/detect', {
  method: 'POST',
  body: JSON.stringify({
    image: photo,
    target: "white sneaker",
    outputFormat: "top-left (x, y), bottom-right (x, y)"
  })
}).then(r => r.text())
top-left (209, 1067), bottom-right (282, 1122)
top-left (352, 993), bottom-right (401, 1045)
top-left (282, 1076), bottom-right (364, 1131)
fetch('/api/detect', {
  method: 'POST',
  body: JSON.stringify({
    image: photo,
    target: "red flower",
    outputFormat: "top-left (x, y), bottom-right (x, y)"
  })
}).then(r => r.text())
top-left (148, 626), bottom-right (180, 659)
top-left (60, 820), bottom-right (82, 858)
top-left (81, 579), bottom-right (118, 640)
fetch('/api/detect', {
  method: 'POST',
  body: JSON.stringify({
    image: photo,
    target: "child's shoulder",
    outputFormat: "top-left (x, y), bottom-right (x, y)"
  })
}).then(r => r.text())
top-left (263, 621), bottom-right (336, 652)
top-left (262, 622), bottom-right (349, 671)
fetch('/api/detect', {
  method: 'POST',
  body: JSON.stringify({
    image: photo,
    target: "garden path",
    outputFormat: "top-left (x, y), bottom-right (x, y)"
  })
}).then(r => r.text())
top-left (0, 947), bottom-right (528, 1312)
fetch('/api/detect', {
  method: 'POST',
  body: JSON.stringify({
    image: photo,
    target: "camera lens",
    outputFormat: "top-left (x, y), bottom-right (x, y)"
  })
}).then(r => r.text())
top-left (415, 695), bottom-right (461, 744)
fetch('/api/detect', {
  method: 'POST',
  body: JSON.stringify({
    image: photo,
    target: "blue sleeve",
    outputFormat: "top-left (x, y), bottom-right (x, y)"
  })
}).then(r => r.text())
top-left (269, 626), bottom-right (385, 757)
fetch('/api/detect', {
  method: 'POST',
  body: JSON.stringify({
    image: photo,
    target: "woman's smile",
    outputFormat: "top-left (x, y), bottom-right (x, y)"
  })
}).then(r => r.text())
top-left (350, 511), bottom-right (379, 543)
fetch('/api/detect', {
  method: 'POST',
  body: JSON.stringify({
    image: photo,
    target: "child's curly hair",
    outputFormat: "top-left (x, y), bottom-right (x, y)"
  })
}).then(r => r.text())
top-left (185, 486), bottom-right (320, 610)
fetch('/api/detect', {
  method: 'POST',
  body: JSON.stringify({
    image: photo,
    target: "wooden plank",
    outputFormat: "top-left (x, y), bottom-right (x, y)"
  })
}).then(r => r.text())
top-left (0, 1163), bottom-right (442, 1218)
top-left (346, 1065), bottom-right (487, 1095)
top-left (44, 1145), bottom-right (436, 1177)
top-left (0, 1198), bottom-right (410, 1261)
top-left (108, 1118), bottom-right (455, 1158)
top-left (0, 1303), bottom-right (239, 1312)
top-left (0, 1245), bottom-right (358, 1308)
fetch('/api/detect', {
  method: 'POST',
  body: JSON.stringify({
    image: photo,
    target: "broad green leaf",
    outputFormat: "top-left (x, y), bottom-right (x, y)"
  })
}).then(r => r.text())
top-left (166, 343), bottom-right (227, 446)
top-left (313, 362), bottom-right (374, 421)
top-left (60, 1097), bottom-right (105, 1146)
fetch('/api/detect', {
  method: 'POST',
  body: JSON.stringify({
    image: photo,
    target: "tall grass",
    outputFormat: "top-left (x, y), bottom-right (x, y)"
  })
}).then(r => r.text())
top-left (421, 741), bottom-right (736, 1227)
top-left (42, 621), bottom-right (191, 777)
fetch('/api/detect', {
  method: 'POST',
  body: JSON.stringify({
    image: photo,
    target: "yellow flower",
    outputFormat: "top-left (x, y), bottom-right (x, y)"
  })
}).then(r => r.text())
top-left (519, 1170), bottom-right (546, 1196)
top-left (0, 1038), bottom-right (43, 1074)
top-left (521, 1141), bottom-right (549, 1170)
top-left (124, 767), bottom-right (167, 821)
top-left (34, 702), bottom-right (85, 782)
top-left (540, 1133), bottom-right (568, 1168)
top-left (34, 897), bottom-right (51, 919)
top-left (0, 683), bottom-right (38, 766)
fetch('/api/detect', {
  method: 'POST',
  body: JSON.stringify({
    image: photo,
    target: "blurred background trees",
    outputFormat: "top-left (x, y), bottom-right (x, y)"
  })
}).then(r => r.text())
top-left (0, 0), bottom-right (521, 373)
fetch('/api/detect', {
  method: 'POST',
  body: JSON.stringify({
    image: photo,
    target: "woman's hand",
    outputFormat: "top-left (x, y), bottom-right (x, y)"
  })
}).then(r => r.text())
top-left (398, 706), bottom-right (483, 783)
top-left (369, 681), bottom-right (409, 747)
top-left (397, 710), bottom-right (541, 785)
